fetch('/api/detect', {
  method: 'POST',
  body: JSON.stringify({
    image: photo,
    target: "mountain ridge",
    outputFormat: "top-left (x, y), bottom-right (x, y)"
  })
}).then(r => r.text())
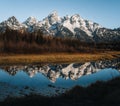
top-left (0, 11), bottom-right (120, 42)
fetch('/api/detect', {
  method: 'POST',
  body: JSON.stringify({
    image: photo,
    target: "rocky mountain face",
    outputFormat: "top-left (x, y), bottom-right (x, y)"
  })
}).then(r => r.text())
top-left (0, 11), bottom-right (120, 42)
top-left (1, 58), bottom-right (120, 82)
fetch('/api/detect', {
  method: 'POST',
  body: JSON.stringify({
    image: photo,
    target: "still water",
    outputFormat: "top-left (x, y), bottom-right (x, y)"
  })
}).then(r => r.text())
top-left (0, 58), bottom-right (120, 101)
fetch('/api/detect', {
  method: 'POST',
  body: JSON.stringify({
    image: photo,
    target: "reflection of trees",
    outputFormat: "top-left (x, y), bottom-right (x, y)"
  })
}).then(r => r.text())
top-left (0, 58), bottom-right (120, 82)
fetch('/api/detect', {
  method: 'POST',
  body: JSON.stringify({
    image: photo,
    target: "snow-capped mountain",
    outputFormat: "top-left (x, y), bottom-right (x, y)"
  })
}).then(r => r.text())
top-left (37, 11), bottom-right (102, 38)
top-left (0, 11), bottom-right (120, 42)
top-left (23, 16), bottom-right (39, 32)
top-left (0, 16), bottom-right (23, 32)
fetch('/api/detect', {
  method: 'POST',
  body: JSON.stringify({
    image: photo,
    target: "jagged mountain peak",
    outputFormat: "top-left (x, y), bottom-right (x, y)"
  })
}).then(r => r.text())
top-left (71, 14), bottom-right (81, 19)
top-left (26, 16), bottom-right (37, 22)
top-left (23, 16), bottom-right (37, 25)
top-left (0, 11), bottom-right (120, 42)
top-left (7, 16), bottom-right (20, 25)
top-left (0, 16), bottom-right (22, 32)
top-left (22, 16), bottom-right (38, 32)
top-left (48, 11), bottom-right (58, 17)
top-left (8, 16), bottom-right (17, 20)
top-left (46, 11), bottom-right (61, 25)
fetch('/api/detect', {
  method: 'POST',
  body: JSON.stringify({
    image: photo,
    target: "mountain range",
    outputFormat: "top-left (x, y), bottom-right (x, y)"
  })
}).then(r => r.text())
top-left (0, 11), bottom-right (120, 42)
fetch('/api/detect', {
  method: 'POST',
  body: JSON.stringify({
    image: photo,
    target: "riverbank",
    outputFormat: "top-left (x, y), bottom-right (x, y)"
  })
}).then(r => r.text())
top-left (0, 51), bottom-right (120, 65)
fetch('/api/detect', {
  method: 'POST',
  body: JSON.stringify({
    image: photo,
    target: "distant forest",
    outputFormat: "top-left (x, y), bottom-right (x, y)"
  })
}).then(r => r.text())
top-left (0, 28), bottom-right (119, 54)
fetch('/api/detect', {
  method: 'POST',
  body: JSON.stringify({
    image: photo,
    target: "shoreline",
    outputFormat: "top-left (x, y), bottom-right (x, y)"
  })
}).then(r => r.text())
top-left (0, 51), bottom-right (120, 65)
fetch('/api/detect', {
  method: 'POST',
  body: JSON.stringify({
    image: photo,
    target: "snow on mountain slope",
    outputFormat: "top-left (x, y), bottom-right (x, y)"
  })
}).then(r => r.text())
top-left (22, 16), bottom-right (44, 32)
top-left (0, 11), bottom-right (101, 35)
top-left (0, 11), bottom-right (120, 42)
top-left (23, 16), bottom-right (37, 26)
top-left (47, 11), bottom-right (62, 25)
top-left (61, 14), bottom-right (101, 36)
top-left (0, 16), bottom-right (23, 32)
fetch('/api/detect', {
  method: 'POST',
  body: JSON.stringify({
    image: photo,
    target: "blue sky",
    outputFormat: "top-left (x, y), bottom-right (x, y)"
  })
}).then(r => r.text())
top-left (0, 0), bottom-right (119, 28)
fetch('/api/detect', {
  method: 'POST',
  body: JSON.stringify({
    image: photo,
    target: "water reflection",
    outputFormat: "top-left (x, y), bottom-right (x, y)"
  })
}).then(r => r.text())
top-left (0, 58), bottom-right (120, 101)
top-left (1, 58), bottom-right (120, 82)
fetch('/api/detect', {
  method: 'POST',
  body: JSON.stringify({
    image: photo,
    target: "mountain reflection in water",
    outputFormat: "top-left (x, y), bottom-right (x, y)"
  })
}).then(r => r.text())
top-left (1, 58), bottom-right (120, 82)
top-left (0, 58), bottom-right (120, 101)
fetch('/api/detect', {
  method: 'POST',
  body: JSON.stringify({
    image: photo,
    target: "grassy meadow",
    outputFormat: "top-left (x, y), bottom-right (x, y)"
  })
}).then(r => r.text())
top-left (0, 51), bottom-right (120, 65)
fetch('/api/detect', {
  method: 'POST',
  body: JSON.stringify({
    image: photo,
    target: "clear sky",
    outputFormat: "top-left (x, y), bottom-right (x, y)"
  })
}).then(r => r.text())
top-left (0, 0), bottom-right (119, 28)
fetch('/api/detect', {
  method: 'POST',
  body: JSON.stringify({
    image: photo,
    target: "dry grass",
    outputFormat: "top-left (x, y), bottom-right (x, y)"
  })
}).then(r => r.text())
top-left (0, 51), bottom-right (120, 65)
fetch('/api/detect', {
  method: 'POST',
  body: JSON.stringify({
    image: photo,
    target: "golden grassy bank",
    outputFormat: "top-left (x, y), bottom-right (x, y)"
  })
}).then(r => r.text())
top-left (0, 51), bottom-right (120, 65)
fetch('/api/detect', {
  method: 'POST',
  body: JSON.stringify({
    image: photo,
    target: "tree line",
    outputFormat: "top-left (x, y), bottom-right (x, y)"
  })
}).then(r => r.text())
top-left (0, 28), bottom-right (119, 54)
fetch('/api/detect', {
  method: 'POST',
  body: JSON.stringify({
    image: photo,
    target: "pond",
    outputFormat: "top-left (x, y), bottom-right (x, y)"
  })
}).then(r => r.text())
top-left (0, 58), bottom-right (120, 101)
